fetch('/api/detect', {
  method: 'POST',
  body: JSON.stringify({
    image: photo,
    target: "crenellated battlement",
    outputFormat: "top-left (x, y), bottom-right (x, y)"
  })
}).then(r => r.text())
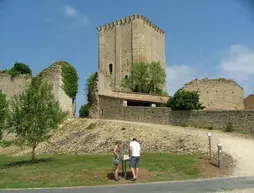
top-left (96, 14), bottom-right (165, 35)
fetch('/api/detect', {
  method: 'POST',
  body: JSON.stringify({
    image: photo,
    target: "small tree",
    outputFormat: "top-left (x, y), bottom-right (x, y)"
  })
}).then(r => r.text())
top-left (121, 61), bottom-right (166, 94)
top-left (7, 77), bottom-right (67, 161)
top-left (79, 103), bottom-right (89, 117)
top-left (0, 90), bottom-right (8, 139)
top-left (168, 89), bottom-right (205, 110)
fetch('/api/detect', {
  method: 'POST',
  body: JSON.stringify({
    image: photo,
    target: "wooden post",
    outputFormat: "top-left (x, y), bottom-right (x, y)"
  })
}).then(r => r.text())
top-left (217, 144), bottom-right (222, 168)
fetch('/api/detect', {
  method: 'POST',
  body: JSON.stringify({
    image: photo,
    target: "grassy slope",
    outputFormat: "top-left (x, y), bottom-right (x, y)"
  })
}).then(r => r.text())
top-left (0, 153), bottom-right (200, 189)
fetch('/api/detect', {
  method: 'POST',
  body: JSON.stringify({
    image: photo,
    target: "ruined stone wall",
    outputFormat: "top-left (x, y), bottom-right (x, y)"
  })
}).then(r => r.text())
top-left (98, 95), bottom-right (254, 133)
top-left (0, 72), bottom-right (31, 99)
top-left (38, 63), bottom-right (74, 117)
top-left (97, 14), bottom-right (166, 94)
top-left (183, 78), bottom-right (244, 110)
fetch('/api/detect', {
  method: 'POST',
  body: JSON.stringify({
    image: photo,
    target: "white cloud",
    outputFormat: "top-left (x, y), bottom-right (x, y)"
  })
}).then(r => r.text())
top-left (63, 5), bottom-right (89, 26)
top-left (219, 44), bottom-right (254, 81)
top-left (64, 5), bottom-right (79, 18)
top-left (166, 65), bottom-right (197, 95)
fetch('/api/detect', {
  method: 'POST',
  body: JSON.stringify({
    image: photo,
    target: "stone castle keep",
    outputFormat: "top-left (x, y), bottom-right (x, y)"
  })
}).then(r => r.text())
top-left (97, 14), bottom-right (166, 95)
top-left (0, 14), bottom-right (253, 131)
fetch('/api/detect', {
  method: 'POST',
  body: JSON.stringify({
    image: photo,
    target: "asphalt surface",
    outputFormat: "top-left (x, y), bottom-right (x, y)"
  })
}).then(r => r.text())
top-left (1, 176), bottom-right (254, 193)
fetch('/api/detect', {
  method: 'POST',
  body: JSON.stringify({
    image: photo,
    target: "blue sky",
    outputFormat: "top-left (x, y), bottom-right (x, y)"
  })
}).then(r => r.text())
top-left (1, 0), bottom-right (254, 116)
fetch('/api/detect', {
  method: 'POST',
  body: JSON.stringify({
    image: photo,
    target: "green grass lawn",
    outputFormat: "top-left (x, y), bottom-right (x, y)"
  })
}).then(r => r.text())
top-left (0, 153), bottom-right (202, 189)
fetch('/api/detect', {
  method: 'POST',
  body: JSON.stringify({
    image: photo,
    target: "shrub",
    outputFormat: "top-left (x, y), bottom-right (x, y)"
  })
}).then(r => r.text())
top-left (168, 89), bottom-right (205, 110)
top-left (79, 103), bottom-right (89, 117)
top-left (224, 122), bottom-right (234, 132)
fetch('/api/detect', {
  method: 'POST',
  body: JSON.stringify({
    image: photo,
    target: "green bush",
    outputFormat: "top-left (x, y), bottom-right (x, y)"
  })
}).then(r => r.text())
top-left (10, 62), bottom-right (32, 75)
top-left (79, 104), bottom-right (89, 117)
top-left (168, 89), bottom-right (205, 110)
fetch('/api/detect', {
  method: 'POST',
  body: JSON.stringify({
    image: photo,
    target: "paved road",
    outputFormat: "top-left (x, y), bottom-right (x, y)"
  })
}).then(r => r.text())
top-left (1, 176), bottom-right (254, 193)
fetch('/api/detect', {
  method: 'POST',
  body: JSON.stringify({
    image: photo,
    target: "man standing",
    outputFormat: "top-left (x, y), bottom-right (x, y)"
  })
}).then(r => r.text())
top-left (129, 138), bottom-right (141, 181)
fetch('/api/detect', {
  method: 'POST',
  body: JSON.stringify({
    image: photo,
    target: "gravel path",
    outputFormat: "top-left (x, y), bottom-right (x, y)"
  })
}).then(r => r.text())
top-left (210, 132), bottom-right (254, 176)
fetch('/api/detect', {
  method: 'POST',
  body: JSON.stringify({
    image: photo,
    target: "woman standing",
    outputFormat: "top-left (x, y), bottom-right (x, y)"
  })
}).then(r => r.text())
top-left (113, 141), bottom-right (121, 181)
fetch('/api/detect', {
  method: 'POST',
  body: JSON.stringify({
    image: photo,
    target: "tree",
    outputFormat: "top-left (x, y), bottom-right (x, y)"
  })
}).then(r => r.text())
top-left (168, 89), bottom-right (205, 110)
top-left (7, 77), bottom-right (67, 161)
top-left (0, 90), bottom-right (8, 139)
top-left (121, 61), bottom-right (166, 94)
top-left (79, 103), bottom-right (89, 117)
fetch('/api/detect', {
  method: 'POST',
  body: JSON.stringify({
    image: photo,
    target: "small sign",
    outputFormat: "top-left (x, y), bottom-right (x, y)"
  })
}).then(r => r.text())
top-left (208, 132), bottom-right (212, 137)
top-left (123, 154), bottom-right (130, 160)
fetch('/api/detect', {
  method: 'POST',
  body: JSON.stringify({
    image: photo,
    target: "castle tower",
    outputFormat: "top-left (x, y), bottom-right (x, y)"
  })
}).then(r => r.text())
top-left (97, 14), bottom-right (166, 94)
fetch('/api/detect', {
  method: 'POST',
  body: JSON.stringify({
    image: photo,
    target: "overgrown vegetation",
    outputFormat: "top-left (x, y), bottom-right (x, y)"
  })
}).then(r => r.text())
top-left (61, 61), bottom-right (79, 101)
top-left (0, 153), bottom-right (202, 188)
top-left (0, 62), bottom-right (32, 78)
top-left (168, 89), bottom-right (205, 110)
top-left (224, 122), bottom-right (234, 132)
top-left (6, 77), bottom-right (68, 161)
top-left (0, 90), bottom-right (8, 139)
top-left (79, 103), bottom-right (89, 117)
top-left (121, 61), bottom-right (166, 95)
top-left (86, 72), bottom-right (98, 105)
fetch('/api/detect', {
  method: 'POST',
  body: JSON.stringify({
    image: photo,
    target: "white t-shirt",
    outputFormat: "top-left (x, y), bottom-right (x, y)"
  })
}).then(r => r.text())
top-left (129, 141), bottom-right (141, 157)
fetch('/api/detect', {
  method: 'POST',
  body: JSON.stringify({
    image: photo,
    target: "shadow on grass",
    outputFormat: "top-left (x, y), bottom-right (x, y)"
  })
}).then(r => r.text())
top-left (107, 171), bottom-right (133, 180)
top-left (2, 158), bottom-right (55, 169)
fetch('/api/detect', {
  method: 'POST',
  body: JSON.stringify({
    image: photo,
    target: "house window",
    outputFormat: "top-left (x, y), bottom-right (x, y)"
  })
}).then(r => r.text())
top-left (109, 64), bottom-right (113, 75)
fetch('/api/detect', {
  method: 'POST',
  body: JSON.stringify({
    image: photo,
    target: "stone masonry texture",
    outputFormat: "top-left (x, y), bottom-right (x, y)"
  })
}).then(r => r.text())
top-left (0, 73), bottom-right (32, 100)
top-left (183, 78), bottom-right (245, 110)
top-left (97, 14), bottom-right (166, 94)
top-left (0, 62), bottom-right (75, 117)
top-left (98, 95), bottom-right (254, 133)
top-left (38, 62), bottom-right (75, 117)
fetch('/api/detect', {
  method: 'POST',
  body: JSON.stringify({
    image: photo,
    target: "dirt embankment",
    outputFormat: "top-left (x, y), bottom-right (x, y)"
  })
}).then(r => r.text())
top-left (1, 118), bottom-right (254, 176)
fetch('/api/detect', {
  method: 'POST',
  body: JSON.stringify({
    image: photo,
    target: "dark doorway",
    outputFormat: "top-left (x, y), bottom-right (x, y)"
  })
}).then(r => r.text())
top-left (109, 64), bottom-right (113, 75)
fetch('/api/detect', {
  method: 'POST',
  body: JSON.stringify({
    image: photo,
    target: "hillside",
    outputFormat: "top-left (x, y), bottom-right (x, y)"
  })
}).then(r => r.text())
top-left (9, 118), bottom-right (214, 156)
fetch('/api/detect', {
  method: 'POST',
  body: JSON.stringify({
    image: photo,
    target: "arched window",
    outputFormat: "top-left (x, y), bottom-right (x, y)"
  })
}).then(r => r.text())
top-left (109, 64), bottom-right (113, 75)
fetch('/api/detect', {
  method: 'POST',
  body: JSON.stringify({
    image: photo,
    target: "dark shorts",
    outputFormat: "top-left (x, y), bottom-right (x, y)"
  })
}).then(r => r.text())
top-left (130, 156), bottom-right (140, 168)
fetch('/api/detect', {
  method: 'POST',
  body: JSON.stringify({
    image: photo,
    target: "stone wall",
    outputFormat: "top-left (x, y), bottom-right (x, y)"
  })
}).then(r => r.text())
top-left (99, 95), bottom-right (170, 124)
top-left (37, 62), bottom-right (75, 117)
top-left (98, 95), bottom-right (254, 132)
top-left (168, 110), bottom-right (254, 132)
top-left (183, 78), bottom-right (244, 110)
top-left (0, 72), bottom-right (31, 99)
top-left (97, 14), bottom-right (166, 94)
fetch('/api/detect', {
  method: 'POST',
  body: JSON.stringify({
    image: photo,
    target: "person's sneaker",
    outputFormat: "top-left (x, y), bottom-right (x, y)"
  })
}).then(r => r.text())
top-left (130, 178), bottom-right (136, 181)
top-left (114, 178), bottom-right (120, 181)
